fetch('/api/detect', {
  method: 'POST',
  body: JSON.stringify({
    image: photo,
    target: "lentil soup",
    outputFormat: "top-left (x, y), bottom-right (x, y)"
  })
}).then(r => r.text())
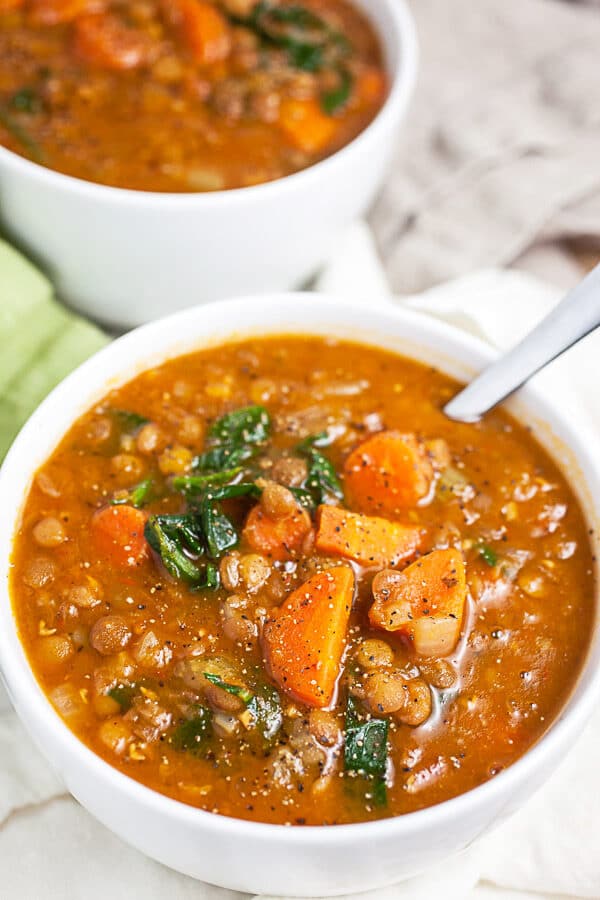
top-left (10, 336), bottom-right (594, 825)
top-left (0, 0), bottom-right (387, 191)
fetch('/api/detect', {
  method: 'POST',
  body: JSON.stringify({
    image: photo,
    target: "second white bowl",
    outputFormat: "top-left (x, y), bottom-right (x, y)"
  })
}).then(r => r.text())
top-left (0, 0), bottom-right (417, 329)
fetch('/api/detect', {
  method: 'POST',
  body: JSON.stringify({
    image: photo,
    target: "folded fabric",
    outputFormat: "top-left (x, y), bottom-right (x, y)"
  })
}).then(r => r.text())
top-left (371, 0), bottom-right (600, 293)
top-left (1, 229), bottom-right (599, 900)
top-left (0, 240), bottom-right (107, 460)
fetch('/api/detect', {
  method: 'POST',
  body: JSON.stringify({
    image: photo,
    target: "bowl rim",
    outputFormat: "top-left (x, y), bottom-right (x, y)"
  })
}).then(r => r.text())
top-left (1, 293), bottom-right (599, 848)
top-left (0, 0), bottom-right (417, 207)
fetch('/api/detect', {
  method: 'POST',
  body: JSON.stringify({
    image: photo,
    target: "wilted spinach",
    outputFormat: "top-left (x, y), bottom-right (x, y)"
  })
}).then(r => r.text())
top-left (170, 706), bottom-right (212, 756)
top-left (203, 674), bottom-right (282, 744)
top-left (228, 2), bottom-right (353, 110)
top-left (297, 432), bottom-right (344, 506)
top-left (107, 682), bottom-right (137, 712)
top-left (344, 696), bottom-right (389, 805)
top-left (111, 478), bottom-right (154, 509)
top-left (10, 86), bottom-right (43, 114)
top-left (173, 468), bottom-right (242, 495)
top-left (194, 406), bottom-right (271, 472)
top-left (204, 673), bottom-right (254, 704)
top-left (0, 107), bottom-right (42, 161)
top-left (199, 482), bottom-right (262, 558)
top-left (321, 66), bottom-right (353, 114)
top-left (111, 409), bottom-right (150, 433)
top-left (247, 683), bottom-right (283, 743)
top-left (288, 486), bottom-right (317, 512)
top-left (478, 542), bottom-right (498, 567)
top-left (144, 514), bottom-right (219, 587)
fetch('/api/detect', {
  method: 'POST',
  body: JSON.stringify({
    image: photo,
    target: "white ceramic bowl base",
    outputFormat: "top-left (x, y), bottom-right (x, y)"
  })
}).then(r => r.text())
top-left (0, 296), bottom-right (598, 895)
top-left (0, 0), bottom-right (417, 329)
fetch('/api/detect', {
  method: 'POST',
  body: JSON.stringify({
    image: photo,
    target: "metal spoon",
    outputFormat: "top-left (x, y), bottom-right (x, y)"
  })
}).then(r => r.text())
top-left (443, 263), bottom-right (600, 423)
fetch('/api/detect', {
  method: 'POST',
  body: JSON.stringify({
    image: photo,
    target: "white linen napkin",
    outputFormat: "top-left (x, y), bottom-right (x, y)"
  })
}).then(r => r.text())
top-left (372, 0), bottom-right (600, 294)
top-left (1, 223), bottom-right (599, 899)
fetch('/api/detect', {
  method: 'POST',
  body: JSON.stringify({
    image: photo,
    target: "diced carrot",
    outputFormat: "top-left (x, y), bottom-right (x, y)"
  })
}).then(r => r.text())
top-left (356, 67), bottom-right (387, 105)
top-left (369, 548), bottom-right (467, 657)
top-left (262, 566), bottom-right (354, 707)
top-left (279, 98), bottom-right (337, 154)
top-left (242, 503), bottom-right (312, 562)
top-left (344, 431), bottom-right (434, 516)
top-left (315, 505), bottom-right (421, 568)
top-left (173, 0), bottom-right (231, 65)
top-left (29, 0), bottom-right (100, 25)
top-left (91, 505), bottom-right (148, 567)
top-left (73, 13), bottom-right (150, 70)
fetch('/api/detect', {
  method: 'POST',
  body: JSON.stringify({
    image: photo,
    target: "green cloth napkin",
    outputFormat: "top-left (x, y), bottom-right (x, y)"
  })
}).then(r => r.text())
top-left (0, 240), bottom-right (108, 461)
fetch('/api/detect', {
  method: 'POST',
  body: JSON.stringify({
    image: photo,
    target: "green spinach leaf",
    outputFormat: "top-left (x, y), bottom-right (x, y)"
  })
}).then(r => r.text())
top-left (111, 409), bottom-right (150, 433)
top-left (209, 405), bottom-right (270, 446)
top-left (478, 543), bottom-right (498, 567)
top-left (199, 482), bottom-right (261, 559)
top-left (147, 481), bottom-right (260, 577)
top-left (297, 433), bottom-right (344, 506)
top-left (111, 478), bottom-right (154, 509)
top-left (195, 405), bottom-right (270, 472)
top-left (203, 674), bottom-right (282, 743)
top-left (344, 696), bottom-right (388, 804)
top-left (203, 673), bottom-right (254, 704)
top-left (0, 107), bottom-right (42, 161)
top-left (10, 86), bottom-right (43, 114)
top-left (107, 683), bottom-right (137, 712)
top-left (170, 706), bottom-right (212, 756)
top-left (173, 468), bottom-right (242, 495)
top-left (204, 483), bottom-right (262, 503)
top-left (286, 41), bottom-right (324, 71)
top-left (199, 498), bottom-right (237, 558)
top-left (289, 486), bottom-right (316, 512)
top-left (321, 66), bottom-right (353, 114)
top-left (344, 697), bottom-right (388, 776)
top-left (247, 684), bottom-right (282, 743)
top-left (260, 4), bottom-right (326, 29)
top-left (229, 1), bottom-right (351, 79)
top-left (145, 514), bottom-right (219, 587)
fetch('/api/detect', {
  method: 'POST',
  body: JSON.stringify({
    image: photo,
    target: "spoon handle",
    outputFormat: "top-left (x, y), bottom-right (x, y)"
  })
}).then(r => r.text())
top-left (443, 263), bottom-right (600, 423)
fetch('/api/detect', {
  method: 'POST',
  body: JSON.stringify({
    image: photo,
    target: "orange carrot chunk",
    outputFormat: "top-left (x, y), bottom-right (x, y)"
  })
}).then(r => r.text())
top-left (73, 13), bottom-right (150, 70)
top-left (369, 548), bottom-right (467, 657)
top-left (262, 566), bottom-right (354, 707)
top-left (1, 0), bottom-right (25, 12)
top-left (344, 431), bottom-right (434, 516)
top-left (315, 505), bottom-right (422, 568)
top-left (175, 0), bottom-right (231, 65)
top-left (29, 0), bottom-right (97, 25)
top-left (279, 98), bottom-right (337, 154)
top-left (356, 67), bottom-right (387, 105)
top-left (242, 503), bottom-right (312, 562)
top-left (91, 505), bottom-right (148, 567)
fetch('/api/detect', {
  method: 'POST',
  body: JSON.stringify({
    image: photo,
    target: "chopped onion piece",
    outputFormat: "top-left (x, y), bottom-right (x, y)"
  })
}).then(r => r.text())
top-left (213, 712), bottom-right (240, 738)
top-left (134, 630), bottom-right (173, 669)
top-left (50, 683), bottom-right (85, 720)
top-left (436, 466), bottom-right (475, 503)
top-left (413, 616), bottom-right (461, 657)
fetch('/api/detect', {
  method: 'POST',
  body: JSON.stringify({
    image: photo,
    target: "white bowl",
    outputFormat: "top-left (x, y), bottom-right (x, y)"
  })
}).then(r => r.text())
top-left (0, 0), bottom-right (417, 330)
top-left (0, 295), bottom-right (598, 896)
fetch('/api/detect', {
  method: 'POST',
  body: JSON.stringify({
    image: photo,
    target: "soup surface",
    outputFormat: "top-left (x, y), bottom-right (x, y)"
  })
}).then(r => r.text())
top-left (0, 0), bottom-right (386, 191)
top-left (10, 337), bottom-right (595, 825)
